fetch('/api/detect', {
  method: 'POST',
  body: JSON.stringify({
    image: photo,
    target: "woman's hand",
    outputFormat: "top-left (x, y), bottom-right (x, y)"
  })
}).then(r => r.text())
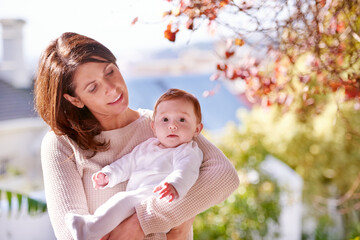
top-left (100, 213), bottom-right (144, 240)
top-left (166, 217), bottom-right (195, 240)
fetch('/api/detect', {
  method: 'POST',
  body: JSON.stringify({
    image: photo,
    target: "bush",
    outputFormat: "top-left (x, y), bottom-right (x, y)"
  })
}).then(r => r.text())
top-left (224, 93), bottom-right (359, 238)
top-left (194, 129), bottom-right (281, 239)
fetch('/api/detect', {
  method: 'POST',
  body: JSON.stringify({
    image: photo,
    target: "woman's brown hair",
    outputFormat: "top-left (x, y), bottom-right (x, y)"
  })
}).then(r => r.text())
top-left (34, 32), bottom-right (116, 156)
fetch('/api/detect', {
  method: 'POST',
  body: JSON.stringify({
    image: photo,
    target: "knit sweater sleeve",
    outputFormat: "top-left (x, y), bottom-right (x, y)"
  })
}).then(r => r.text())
top-left (135, 133), bottom-right (240, 235)
top-left (41, 131), bottom-right (89, 240)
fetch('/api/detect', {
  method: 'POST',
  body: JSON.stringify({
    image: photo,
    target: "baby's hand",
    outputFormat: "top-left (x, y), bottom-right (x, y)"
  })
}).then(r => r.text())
top-left (153, 182), bottom-right (179, 202)
top-left (92, 172), bottom-right (109, 190)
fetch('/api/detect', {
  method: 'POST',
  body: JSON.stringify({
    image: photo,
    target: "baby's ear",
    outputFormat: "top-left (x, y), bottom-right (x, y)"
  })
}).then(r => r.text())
top-left (194, 123), bottom-right (203, 137)
top-left (150, 121), bottom-right (156, 135)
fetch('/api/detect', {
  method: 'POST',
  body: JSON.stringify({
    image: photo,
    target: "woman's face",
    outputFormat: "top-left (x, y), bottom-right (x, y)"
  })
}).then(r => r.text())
top-left (65, 60), bottom-right (129, 123)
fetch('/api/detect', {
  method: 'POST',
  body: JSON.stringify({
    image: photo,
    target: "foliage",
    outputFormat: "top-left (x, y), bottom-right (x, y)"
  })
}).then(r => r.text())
top-left (0, 189), bottom-right (47, 216)
top-left (194, 177), bottom-right (280, 239)
top-left (224, 93), bottom-right (360, 238)
top-left (133, 0), bottom-right (360, 113)
top-left (193, 129), bottom-right (281, 239)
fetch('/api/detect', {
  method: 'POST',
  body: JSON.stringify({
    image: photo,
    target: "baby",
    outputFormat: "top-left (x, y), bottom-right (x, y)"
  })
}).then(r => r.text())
top-left (65, 88), bottom-right (204, 240)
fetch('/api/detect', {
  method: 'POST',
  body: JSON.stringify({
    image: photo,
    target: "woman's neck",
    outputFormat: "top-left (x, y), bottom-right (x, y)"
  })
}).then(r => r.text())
top-left (100, 108), bottom-right (140, 131)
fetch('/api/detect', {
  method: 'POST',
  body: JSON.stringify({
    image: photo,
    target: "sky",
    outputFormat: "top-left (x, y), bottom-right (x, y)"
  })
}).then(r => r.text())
top-left (0, 0), bottom-right (210, 65)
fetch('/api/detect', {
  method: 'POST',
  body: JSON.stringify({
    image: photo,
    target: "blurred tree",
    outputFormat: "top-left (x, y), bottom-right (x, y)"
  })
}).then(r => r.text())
top-left (133, 0), bottom-right (359, 114)
top-left (228, 97), bottom-right (360, 238)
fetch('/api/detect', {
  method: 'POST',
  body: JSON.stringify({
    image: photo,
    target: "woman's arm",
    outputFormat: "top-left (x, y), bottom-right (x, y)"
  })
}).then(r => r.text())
top-left (102, 213), bottom-right (194, 240)
top-left (100, 213), bottom-right (145, 240)
top-left (135, 134), bottom-right (240, 235)
top-left (41, 132), bottom-right (89, 240)
top-left (166, 217), bottom-right (195, 240)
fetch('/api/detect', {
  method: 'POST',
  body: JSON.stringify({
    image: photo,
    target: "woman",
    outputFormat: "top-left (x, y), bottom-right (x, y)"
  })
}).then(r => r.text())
top-left (34, 32), bottom-right (239, 240)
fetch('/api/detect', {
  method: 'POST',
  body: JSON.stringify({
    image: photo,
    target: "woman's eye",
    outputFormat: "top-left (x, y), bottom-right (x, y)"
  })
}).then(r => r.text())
top-left (106, 69), bottom-right (114, 76)
top-left (179, 118), bottom-right (185, 122)
top-left (88, 84), bottom-right (97, 93)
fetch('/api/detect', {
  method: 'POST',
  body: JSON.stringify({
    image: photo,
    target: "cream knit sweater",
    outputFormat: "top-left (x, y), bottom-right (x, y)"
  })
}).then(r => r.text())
top-left (41, 109), bottom-right (239, 240)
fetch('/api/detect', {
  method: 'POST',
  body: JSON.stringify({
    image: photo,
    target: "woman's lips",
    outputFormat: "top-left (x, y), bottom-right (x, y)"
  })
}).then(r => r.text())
top-left (108, 93), bottom-right (122, 105)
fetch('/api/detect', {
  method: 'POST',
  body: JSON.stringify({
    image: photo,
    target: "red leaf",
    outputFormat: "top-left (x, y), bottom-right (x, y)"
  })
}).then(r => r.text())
top-left (329, 82), bottom-right (342, 91)
top-left (186, 19), bottom-right (194, 30)
top-left (217, 63), bottom-right (228, 71)
top-left (345, 86), bottom-right (359, 99)
top-left (220, 0), bottom-right (229, 8)
top-left (225, 50), bottom-right (235, 59)
top-left (164, 23), bottom-right (179, 42)
top-left (318, 0), bottom-right (326, 7)
top-left (336, 21), bottom-right (346, 33)
top-left (131, 17), bottom-right (138, 25)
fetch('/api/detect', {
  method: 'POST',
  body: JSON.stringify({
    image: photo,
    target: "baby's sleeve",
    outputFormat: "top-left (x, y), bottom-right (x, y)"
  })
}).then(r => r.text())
top-left (100, 148), bottom-right (137, 188)
top-left (162, 141), bottom-right (203, 199)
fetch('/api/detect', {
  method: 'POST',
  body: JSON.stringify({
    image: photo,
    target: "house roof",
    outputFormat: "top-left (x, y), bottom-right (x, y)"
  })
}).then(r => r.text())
top-left (0, 79), bottom-right (37, 121)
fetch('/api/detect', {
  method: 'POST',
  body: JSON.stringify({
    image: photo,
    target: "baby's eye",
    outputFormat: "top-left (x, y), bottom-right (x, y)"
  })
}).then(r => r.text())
top-left (179, 118), bottom-right (185, 122)
top-left (162, 118), bottom-right (169, 122)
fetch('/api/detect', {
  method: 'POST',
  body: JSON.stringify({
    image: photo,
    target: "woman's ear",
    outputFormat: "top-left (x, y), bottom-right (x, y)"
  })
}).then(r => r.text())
top-left (63, 93), bottom-right (85, 108)
top-left (194, 123), bottom-right (203, 137)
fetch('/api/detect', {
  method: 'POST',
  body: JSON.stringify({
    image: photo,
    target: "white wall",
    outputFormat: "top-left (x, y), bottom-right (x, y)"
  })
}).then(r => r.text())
top-left (0, 118), bottom-right (54, 239)
top-left (0, 118), bottom-right (48, 182)
top-left (260, 155), bottom-right (303, 240)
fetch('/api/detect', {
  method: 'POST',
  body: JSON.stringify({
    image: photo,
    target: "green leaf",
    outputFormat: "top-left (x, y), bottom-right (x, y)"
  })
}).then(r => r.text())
top-left (0, 189), bottom-right (47, 217)
top-left (26, 196), bottom-right (47, 216)
top-left (16, 193), bottom-right (23, 213)
top-left (28, 197), bottom-right (35, 215)
top-left (6, 191), bottom-right (12, 212)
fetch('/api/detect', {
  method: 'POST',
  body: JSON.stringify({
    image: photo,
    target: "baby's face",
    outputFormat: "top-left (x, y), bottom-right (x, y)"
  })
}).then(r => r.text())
top-left (151, 98), bottom-right (202, 148)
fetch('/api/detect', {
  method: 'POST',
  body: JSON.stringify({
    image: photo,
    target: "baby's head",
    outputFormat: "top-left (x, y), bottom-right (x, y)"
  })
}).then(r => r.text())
top-left (151, 88), bottom-right (203, 148)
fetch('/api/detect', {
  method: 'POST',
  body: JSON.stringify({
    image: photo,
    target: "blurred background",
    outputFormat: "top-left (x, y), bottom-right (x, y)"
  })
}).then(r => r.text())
top-left (0, 0), bottom-right (359, 239)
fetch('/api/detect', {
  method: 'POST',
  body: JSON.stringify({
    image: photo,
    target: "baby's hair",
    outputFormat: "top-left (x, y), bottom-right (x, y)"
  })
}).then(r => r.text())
top-left (153, 88), bottom-right (202, 123)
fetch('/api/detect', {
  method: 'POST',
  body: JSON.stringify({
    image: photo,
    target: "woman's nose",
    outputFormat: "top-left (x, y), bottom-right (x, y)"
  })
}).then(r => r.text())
top-left (104, 81), bottom-right (116, 95)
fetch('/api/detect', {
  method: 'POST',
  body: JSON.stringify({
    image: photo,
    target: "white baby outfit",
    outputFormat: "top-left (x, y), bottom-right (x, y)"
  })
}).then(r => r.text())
top-left (66, 137), bottom-right (203, 240)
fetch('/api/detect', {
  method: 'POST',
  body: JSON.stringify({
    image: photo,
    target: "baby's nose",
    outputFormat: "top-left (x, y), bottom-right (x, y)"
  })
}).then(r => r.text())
top-left (169, 124), bottom-right (177, 130)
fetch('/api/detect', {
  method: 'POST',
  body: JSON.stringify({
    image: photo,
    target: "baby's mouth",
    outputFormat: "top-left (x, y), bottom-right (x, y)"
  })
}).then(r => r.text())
top-left (167, 134), bottom-right (178, 138)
